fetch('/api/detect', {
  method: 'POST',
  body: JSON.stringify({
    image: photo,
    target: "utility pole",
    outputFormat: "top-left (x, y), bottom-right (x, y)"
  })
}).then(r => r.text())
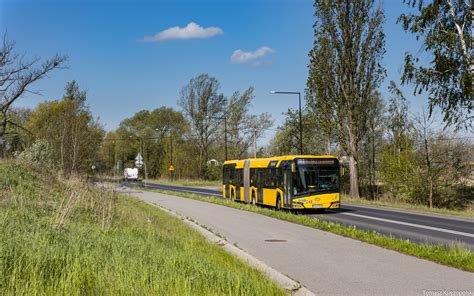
top-left (170, 129), bottom-right (173, 167)
top-left (271, 91), bottom-right (303, 155)
top-left (224, 116), bottom-right (228, 161)
top-left (170, 129), bottom-right (174, 181)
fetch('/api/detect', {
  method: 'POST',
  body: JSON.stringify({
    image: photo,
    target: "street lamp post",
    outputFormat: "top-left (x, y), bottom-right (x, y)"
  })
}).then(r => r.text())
top-left (169, 129), bottom-right (173, 168)
top-left (271, 91), bottom-right (303, 155)
top-left (224, 116), bottom-right (227, 161)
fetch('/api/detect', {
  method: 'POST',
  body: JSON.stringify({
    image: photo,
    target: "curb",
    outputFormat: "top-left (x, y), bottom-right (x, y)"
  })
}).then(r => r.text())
top-left (142, 199), bottom-right (316, 296)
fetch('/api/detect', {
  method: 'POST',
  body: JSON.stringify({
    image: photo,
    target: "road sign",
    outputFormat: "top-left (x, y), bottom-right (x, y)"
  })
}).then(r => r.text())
top-left (168, 165), bottom-right (175, 171)
top-left (135, 153), bottom-right (144, 167)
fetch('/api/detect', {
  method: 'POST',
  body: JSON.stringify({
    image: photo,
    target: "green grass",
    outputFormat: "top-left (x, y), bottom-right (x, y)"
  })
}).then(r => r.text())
top-left (342, 195), bottom-right (474, 218)
top-left (0, 161), bottom-right (284, 295)
top-left (123, 184), bottom-right (474, 273)
top-left (144, 178), bottom-right (221, 188)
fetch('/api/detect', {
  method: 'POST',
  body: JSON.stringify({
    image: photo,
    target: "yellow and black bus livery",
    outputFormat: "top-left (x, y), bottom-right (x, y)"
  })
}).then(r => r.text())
top-left (222, 155), bottom-right (340, 210)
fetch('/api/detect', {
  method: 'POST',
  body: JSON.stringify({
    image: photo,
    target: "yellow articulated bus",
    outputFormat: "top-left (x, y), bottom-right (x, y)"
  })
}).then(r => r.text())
top-left (222, 155), bottom-right (341, 210)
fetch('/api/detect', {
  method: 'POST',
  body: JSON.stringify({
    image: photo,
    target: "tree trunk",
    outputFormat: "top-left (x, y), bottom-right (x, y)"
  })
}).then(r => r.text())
top-left (349, 155), bottom-right (360, 198)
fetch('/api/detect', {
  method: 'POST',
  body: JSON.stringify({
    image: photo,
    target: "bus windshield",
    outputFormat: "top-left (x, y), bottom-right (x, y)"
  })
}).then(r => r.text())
top-left (293, 166), bottom-right (339, 196)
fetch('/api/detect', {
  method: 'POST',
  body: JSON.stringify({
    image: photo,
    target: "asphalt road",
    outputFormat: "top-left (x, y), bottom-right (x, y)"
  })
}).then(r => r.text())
top-left (117, 187), bottom-right (474, 295)
top-left (109, 179), bottom-right (474, 250)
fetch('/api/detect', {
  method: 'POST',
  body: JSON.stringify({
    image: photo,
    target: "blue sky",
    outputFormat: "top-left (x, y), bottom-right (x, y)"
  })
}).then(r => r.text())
top-left (1, 0), bottom-right (433, 142)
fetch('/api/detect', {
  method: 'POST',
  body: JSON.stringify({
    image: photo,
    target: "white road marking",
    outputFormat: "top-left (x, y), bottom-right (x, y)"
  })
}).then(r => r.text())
top-left (138, 183), bottom-right (474, 239)
top-left (341, 212), bottom-right (474, 238)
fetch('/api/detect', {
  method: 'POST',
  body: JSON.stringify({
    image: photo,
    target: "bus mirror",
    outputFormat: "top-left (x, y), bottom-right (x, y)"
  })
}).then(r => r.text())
top-left (341, 167), bottom-right (345, 176)
top-left (291, 163), bottom-right (295, 173)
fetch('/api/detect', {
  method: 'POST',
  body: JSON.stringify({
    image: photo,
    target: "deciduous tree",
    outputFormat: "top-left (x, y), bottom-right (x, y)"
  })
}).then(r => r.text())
top-left (226, 87), bottom-right (273, 159)
top-left (0, 34), bottom-right (67, 140)
top-left (178, 74), bottom-right (226, 179)
top-left (26, 81), bottom-right (103, 175)
top-left (398, 0), bottom-right (472, 129)
top-left (306, 0), bottom-right (386, 198)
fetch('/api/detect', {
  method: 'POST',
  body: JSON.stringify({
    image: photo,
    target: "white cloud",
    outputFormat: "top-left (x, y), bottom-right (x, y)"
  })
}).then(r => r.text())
top-left (230, 46), bottom-right (275, 64)
top-left (143, 22), bottom-right (223, 42)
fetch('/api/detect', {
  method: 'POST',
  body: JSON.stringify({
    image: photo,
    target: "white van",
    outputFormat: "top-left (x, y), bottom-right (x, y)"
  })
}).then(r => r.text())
top-left (123, 168), bottom-right (140, 181)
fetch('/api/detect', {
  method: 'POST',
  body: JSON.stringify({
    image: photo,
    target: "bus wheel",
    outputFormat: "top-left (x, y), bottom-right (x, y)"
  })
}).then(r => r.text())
top-left (276, 196), bottom-right (282, 210)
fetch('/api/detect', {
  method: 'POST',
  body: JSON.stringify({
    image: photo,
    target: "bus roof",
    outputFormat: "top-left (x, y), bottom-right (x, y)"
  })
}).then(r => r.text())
top-left (223, 155), bottom-right (338, 169)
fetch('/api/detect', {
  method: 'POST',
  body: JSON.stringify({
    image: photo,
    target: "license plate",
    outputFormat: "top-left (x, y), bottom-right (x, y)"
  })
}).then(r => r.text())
top-left (312, 204), bottom-right (323, 208)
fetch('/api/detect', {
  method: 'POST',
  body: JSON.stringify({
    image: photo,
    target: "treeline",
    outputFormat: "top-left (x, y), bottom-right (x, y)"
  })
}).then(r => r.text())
top-left (2, 71), bottom-right (272, 180)
top-left (1, 0), bottom-right (472, 210)
top-left (271, 0), bottom-right (472, 208)
top-left (99, 74), bottom-right (272, 180)
top-left (272, 82), bottom-right (473, 209)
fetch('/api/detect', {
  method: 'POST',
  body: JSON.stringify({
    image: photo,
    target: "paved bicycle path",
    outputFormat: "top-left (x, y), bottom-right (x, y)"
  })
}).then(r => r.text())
top-left (121, 188), bottom-right (473, 296)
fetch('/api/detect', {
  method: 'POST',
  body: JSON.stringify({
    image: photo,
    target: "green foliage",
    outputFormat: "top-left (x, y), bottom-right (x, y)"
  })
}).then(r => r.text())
top-left (271, 110), bottom-right (328, 156)
top-left (205, 163), bottom-right (222, 181)
top-left (15, 138), bottom-right (53, 168)
top-left (306, 0), bottom-right (386, 198)
top-left (0, 161), bottom-right (283, 295)
top-left (0, 107), bottom-right (32, 157)
top-left (357, 92), bottom-right (385, 199)
top-left (25, 81), bottom-right (104, 175)
top-left (380, 124), bottom-right (473, 210)
top-left (380, 144), bottom-right (419, 201)
top-left (398, 0), bottom-right (472, 129)
top-left (386, 81), bottom-right (412, 149)
top-left (106, 107), bottom-right (189, 178)
top-left (179, 74), bottom-right (227, 178)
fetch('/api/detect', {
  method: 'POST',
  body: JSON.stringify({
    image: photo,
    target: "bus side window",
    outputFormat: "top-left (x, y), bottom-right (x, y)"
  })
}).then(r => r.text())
top-left (257, 169), bottom-right (263, 188)
top-left (229, 168), bottom-right (234, 185)
top-left (267, 169), bottom-right (271, 188)
top-left (276, 168), bottom-right (283, 189)
top-left (263, 169), bottom-right (268, 188)
top-left (268, 169), bottom-right (273, 188)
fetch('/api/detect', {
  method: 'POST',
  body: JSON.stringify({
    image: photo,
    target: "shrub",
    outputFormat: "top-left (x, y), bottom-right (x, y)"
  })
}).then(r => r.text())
top-left (15, 138), bottom-right (53, 168)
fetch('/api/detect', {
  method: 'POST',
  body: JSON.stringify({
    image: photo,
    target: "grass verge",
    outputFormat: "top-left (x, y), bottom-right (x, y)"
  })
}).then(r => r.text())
top-left (0, 161), bottom-right (284, 295)
top-left (342, 195), bottom-right (474, 219)
top-left (144, 178), bottom-right (221, 188)
top-left (124, 184), bottom-right (474, 273)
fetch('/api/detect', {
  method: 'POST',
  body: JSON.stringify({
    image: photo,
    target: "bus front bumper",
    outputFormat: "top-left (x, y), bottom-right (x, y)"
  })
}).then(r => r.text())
top-left (291, 194), bottom-right (340, 209)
